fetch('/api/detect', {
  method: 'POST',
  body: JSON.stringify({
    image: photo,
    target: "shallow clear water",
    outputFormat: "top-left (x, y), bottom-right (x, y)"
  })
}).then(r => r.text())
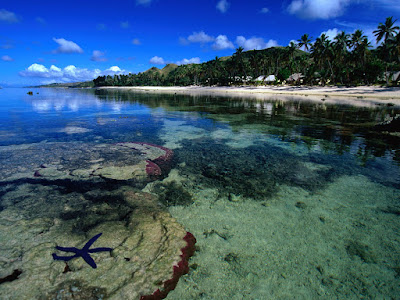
top-left (0, 87), bottom-right (399, 299)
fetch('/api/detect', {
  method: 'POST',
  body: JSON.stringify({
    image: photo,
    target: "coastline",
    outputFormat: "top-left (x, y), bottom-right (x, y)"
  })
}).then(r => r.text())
top-left (98, 85), bottom-right (400, 107)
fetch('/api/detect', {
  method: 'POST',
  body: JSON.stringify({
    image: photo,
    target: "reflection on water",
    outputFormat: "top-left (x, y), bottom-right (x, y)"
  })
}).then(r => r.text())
top-left (0, 87), bottom-right (399, 299)
top-left (93, 89), bottom-right (400, 166)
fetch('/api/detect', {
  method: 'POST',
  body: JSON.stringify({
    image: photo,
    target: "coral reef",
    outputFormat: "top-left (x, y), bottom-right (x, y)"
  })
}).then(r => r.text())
top-left (0, 186), bottom-right (196, 299)
top-left (0, 142), bottom-right (173, 185)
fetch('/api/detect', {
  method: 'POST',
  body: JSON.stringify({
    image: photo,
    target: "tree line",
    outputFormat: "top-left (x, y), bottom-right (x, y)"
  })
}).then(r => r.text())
top-left (93, 17), bottom-right (400, 87)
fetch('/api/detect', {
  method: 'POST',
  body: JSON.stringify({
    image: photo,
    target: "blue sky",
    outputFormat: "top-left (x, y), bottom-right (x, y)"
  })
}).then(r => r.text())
top-left (1, 0), bottom-right (399, 86)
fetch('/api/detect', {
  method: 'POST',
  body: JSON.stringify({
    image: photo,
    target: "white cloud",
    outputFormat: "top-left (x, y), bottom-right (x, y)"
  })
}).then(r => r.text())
top-left (320, 28), bottom-right (339, 41)
top-left (120, 21), bottom-right (130, 29)
top-left (216, 0), bottom-right (230, 13)
top-left (91, 50), bottom-right (107, 62)
top-left (176, 57), bottom-right (201, 65)
top-left (19, 63), bottom-right (126, 82)
top-left (260, 7), bottom-right (269, 13)
top-left (188, 31), bottom-right (215, 43)
top-left (52, 38), bottom-right (84, 54)
top-left (0, 9), bottom-right (19, 23)
top-left (236, 36), bottom-right (278, 50)
top-left (150, 56), bottom-right (166, 65)
top-left (1, 55), bottom-right (13, 62)
top-left (132, 38), bottom-right (141, 45)
top-left (212, 35), bottom-right (234, 50)
top-left (104, 66), bottom-right (125, 75)
top-left (180, 31), bottom-right (215, 45)
top-left (287, 0), bottom-right (351, 20)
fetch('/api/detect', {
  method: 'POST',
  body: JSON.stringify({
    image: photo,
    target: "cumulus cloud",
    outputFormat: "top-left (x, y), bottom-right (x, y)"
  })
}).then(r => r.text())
top-left (52, 38), bottom-right (84, 54)
top-left (1, 55), bottom-right (13, 61)
top-left (236, 36), bottom-right (278, 50)
top-left (132, 38), bottom-right (141, 45)
top-left (260, 7), bottom-right (270, 13)
top-left (188, 31), bottom-right (215, 43)
top-left (150, 56), bottom-right (166, 65)
top-left (212, 35), bottom-right (234, 50)
top-left (120, 21), bottom-right (130, 29)
top-left (216, 0), bottom-right (230, 13)
top-left (180, 31), bottom-right (215, 45)
top-left (0, 9), bottom-right (19, 23)
top-left (91, 50), bottom-right (107, 62)
top-left (104, 66), bottom-right (125, 75)
top-left (176, 57), bottom-right (201, 65)
top-left (180, 31), bottom-right (238, 51)
top-left (320, 28), bottom-right (339, 41)
top-left (287, 0), bottom-right (351, 19)
top-left (19, 63), bottom-right (126, 82)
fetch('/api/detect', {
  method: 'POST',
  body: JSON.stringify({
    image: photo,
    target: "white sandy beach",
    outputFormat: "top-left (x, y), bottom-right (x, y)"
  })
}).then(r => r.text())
top-left (100, 85), bottom-right (400, 107)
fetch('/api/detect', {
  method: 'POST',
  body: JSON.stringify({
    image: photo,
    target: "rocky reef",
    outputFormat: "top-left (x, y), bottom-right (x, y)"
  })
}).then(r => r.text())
top-left (0, 141), bottom-right (174, 185)
top-left (0, 142), bottom-right (195, 299)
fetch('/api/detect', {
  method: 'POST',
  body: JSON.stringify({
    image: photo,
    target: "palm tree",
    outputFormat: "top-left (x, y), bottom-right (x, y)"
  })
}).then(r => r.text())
top-left (394, 32), bottom-right (400, 61)
top-left (350, 29), bottom-right (367, 50)
top-left (373, 16), bottom-right (399, 44)
top-left (287, 41), bottom-right (298, 59)
top-left (332, 31), bottom-right (351, 83)
top-left (334, 31), bottom-right (350, 53)
top-left (249, 50), bottom-right (261, 77)
top-left (286, 42), bottom-right (298, 73)
top-left (311, 34), bottom-right (334, 84)
top-left (374, 17), bottom-right (399, 84)
top-left (298, 34), bottom-right (312, 52)
top-left (233, 46), bottom-right (247, 80)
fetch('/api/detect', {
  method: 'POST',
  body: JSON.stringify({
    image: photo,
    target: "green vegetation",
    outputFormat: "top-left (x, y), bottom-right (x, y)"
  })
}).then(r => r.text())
top-left (91, 17), bottom-right (398, 87)
top-left (33, 81), bottom-right (95, 88)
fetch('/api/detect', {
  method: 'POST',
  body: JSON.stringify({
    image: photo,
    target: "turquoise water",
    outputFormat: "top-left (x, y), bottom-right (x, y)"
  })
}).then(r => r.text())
top-left (0, 87), bottom-right (399, 299)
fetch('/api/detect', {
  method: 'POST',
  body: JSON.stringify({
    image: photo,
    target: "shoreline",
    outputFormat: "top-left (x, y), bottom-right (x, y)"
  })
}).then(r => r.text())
top-left (98, 85), bottom-right (400, 107)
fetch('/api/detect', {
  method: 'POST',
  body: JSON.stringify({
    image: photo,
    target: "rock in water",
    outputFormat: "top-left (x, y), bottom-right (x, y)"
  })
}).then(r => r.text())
top-left (0, 141), bottom-right (174, 184)
top-left (0, 141), bottom-right (194, 299)
top-left (0, 187), bottom-right (196, 299)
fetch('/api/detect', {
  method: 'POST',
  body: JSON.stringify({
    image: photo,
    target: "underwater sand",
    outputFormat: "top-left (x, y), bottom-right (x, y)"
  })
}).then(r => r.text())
top-left (165, 174), bottom-right (399, 299)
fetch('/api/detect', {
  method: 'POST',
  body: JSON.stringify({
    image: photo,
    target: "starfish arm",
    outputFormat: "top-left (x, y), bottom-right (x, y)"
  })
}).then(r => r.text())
top-left (88, 247), bottom-right (113, 253)
top-left (55, 246), bottom-right (79, 253)
top-left (81, 253), bottom-right (97, 268)
top-left (83, 233), bottom-right (102, 251)
top-left (52, 253), bottom-right (79, 261)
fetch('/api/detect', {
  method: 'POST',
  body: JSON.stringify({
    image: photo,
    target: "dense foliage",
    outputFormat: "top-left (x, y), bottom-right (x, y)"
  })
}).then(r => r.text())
top-left (93, 17), bottom-right (400, 87)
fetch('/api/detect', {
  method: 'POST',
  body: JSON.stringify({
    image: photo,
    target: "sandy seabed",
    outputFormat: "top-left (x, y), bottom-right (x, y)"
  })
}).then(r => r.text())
top-left (153, 171), bottom-right (400, 299)
top-left (100, 85), bottom-right (400, 107)
top-left (138, 114), bottom-right (400, 299)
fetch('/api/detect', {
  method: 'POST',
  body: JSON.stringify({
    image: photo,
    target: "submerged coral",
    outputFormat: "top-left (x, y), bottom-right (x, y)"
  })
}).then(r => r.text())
top-left (0, 186), bottom-right (196, 299)
top-left (175, 139), bottom-right (336, 200)
top-left (0, 141), bottom-right (174, 186)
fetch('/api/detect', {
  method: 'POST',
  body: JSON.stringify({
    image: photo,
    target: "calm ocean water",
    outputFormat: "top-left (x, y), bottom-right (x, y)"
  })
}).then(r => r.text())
top-left (0, 87), bottom-right (399, 299)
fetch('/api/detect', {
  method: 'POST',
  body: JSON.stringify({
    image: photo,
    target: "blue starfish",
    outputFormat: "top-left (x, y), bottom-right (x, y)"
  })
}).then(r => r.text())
top-left (52, 233), bottom-right (113, 269)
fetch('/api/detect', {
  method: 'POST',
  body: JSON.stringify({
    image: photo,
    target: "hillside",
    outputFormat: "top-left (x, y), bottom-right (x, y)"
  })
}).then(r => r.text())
top-left (32, 81), bottom-right (94, 88)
